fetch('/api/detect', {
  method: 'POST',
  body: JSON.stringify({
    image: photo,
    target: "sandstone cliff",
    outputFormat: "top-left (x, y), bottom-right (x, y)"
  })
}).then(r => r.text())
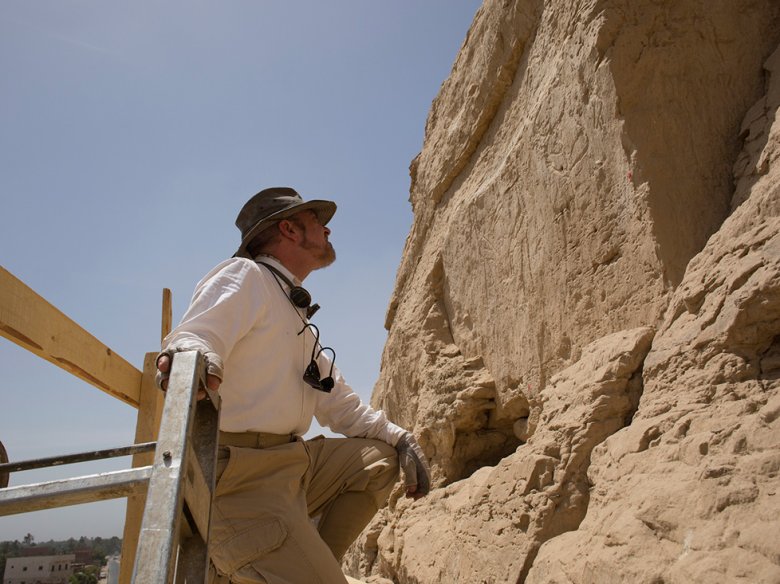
top-left (347, 1), bottom-right (780, 583)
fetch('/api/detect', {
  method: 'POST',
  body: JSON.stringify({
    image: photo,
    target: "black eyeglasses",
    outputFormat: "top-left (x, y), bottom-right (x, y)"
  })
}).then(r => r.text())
top-left (298, 323), bottom-right (335, 392)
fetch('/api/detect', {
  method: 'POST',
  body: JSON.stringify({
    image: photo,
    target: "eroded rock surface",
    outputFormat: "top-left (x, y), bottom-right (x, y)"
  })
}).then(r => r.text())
top-left (527, 45), bottom-right (780, 584)
top-left (346, 1), bottom-right (780, 582)
top-left (349, 328), bottom-right (653, 583)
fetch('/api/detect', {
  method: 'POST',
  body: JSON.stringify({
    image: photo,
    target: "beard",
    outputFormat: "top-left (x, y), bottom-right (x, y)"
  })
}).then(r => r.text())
top-left (302, 234), bottom-right (336, 269)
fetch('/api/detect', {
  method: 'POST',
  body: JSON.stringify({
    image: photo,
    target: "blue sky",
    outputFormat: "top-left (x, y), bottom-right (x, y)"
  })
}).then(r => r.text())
top-left (0, 2), bottom-right (481, 541)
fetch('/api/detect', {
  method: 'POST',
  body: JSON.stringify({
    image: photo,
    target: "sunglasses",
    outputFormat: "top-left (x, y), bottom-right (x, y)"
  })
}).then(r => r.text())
top-left (298, 323), bottom-right (335, 392)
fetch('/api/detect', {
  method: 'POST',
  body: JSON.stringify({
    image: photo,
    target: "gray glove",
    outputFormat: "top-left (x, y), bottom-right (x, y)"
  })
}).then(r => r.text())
top-left (396, 432), bottom-right (431, 499)
top-left (155, 347), bottom-right (224, 391)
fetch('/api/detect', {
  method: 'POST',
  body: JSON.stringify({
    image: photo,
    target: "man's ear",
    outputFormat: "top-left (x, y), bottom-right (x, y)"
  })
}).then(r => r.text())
top-left (278, 218), bottom-right (301, 242)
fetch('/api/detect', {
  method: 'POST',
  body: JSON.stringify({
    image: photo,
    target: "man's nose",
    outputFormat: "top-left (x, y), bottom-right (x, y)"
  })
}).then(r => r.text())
top-left (324, 225), bottom-right (331, 236)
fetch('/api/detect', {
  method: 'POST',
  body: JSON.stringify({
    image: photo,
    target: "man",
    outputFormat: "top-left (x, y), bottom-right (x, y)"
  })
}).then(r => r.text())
top-left (156, 187), bottom-right (430, 584)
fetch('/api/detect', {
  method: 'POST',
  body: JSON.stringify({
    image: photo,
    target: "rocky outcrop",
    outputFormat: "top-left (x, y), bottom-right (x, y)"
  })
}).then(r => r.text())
top-left (346, 1), bottom-right (780, 582)
top-left (357, 328), bottom-right (654, 583)
top-left (527, 45), bottom-right (780, 584)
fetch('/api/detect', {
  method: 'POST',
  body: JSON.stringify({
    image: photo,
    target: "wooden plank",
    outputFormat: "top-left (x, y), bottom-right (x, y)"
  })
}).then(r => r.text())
top-left (0, 265), bottom-right (142, 406)
top-left (132, 353), bottom-right (166, 458)
top-left (161, 288), bottom-right (172, 344)
top-left (120, 352), bottom-right (165, 584)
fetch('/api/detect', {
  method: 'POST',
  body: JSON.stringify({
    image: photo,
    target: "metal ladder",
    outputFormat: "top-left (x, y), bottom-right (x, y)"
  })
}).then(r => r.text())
top-left (0, 351), bottom-right (220, 583)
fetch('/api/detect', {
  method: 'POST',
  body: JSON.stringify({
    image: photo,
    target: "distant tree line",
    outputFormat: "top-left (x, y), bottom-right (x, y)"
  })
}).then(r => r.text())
top-left (0, 534), bottom-right (122, 576)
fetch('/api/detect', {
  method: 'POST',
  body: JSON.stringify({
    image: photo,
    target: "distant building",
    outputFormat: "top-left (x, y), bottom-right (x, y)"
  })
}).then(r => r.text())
top-left (17, 548), bottom-right (54, 558)
top-left (2, 553), bottom-right (76, 584)
top-left (73, 549), bottom-right (94, 567)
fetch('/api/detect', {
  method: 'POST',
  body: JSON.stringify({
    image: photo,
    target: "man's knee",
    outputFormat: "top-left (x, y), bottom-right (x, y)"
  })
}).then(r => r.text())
top-left (361, 439), bottom-right (400, 503)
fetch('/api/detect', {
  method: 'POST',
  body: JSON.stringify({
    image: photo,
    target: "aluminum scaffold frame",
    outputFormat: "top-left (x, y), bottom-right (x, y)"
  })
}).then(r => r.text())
top-left (0, 350), bottom-right (220, 584)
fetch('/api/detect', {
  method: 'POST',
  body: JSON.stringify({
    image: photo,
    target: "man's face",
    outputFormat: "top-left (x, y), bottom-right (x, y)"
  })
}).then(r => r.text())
top-left (295, 210), bottom-right (336, 269)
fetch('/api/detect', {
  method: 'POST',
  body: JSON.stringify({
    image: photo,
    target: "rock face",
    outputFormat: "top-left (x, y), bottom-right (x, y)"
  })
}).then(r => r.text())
top-left (346, 1), bottom-right (780, 583)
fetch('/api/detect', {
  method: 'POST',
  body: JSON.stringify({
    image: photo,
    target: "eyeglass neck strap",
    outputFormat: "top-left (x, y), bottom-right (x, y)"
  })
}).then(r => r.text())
top-left (258, 261), bottom-right (321, 319)
top-left (258, 261), bottom-right (297, 290)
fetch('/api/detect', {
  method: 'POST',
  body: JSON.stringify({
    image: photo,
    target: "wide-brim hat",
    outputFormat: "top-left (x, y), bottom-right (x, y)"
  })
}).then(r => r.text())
top-left (233, 187), bottom-right (337, 258)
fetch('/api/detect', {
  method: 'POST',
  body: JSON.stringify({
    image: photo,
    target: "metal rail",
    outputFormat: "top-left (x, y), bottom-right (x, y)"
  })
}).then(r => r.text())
top-left (0, 442), bottom-right (157, 474)
top-left (0, 467), bottom-right (153, 514)
top-left (132, 350), bottom-right (220, 584)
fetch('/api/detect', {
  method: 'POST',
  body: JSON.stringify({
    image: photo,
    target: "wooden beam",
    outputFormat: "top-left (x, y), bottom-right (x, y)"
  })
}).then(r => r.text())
top-left (161, 288), bottom-right (172, 345)
top-left (0, 265), bottom-right (142, 406)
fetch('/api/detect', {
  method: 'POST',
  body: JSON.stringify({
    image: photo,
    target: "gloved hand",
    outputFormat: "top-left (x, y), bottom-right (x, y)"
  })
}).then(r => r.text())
top-left (396, 432), bottom-right (431, 499)
top-left (156, 348), bottom-right (223, 398)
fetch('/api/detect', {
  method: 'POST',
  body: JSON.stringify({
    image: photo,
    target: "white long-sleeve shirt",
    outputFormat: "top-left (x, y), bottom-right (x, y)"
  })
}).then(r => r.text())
top-left (163, 256), bottom-right (406, 446)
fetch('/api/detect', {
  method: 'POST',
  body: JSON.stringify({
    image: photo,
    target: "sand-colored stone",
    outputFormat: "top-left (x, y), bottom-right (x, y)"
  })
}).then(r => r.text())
top-left (344, 1), bottom-right (780, 582)
top-left (527, 44), bottom-right (780, 584)
top-left (348, 328), bottom-right (653, 583)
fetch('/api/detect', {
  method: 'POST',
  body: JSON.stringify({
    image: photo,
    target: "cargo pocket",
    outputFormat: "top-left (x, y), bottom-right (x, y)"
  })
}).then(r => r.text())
top-left (210, 516), bottom-right (287, 578)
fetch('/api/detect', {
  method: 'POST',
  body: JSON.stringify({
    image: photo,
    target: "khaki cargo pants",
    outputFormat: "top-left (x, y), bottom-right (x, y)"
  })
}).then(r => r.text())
top-left (207, 432), bottom-right (398, 584)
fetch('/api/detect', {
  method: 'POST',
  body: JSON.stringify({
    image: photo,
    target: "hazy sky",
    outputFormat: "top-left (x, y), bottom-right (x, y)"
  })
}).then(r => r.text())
top-left (0, 2), bottom-right (481, 541)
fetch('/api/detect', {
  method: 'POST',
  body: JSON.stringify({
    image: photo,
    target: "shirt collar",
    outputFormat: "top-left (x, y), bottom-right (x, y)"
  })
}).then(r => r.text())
top-left (253, 254), bottom-right (302, 286)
